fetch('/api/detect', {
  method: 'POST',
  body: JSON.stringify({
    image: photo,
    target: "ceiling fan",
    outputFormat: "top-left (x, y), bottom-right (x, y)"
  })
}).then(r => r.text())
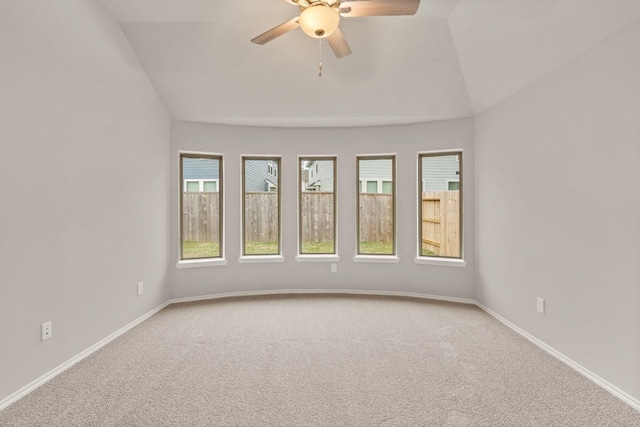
top-left (251, 0), bottom-right (420, 59)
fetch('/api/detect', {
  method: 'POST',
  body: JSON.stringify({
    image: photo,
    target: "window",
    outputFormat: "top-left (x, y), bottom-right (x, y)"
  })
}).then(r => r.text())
top-left (243, 157), bottom-right (281, 256)
top-left (418, 151), bottom-right (462, 259)
top-left (184, 179), bottom-right (219, 192)
top-left (357, 156), bottom-right (395, 255)
top-left (180, 154), bottom-right (223, 260)
top-left (299, 157), bottom-right (337, 255)
top-left (267, 160), bottom-right (278, 178)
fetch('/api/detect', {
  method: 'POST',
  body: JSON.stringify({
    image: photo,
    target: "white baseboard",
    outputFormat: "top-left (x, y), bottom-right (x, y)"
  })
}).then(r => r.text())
top-left (3, 291), bottom-right (638, 415)
top-left (0, 301), bottom-right (170, 412)
top-left (168, 288), bottom-right (477, 306)
top-left (475, 302), bottom-right (640, 413)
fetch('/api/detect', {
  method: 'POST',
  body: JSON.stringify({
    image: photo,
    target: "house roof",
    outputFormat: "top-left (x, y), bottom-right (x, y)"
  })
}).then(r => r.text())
top-left (95, 0), bottom-right (640, 127)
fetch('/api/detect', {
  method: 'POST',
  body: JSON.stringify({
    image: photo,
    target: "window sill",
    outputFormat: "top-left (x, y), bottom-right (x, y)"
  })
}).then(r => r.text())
top-left (238, 255), bottom-right (285, 264)
top-left (353, 255), bottom-right (400, 264)
top-left (295, 255), bottom-right (340, 263)
top-left (176, 258), bottom-right (228, 269)
top-left (414, 257), bottom-right (467, 268)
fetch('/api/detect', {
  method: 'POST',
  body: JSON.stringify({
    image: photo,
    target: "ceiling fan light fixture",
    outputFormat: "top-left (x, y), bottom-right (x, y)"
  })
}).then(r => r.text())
top-left (299, 5), bottom-right (340, 38)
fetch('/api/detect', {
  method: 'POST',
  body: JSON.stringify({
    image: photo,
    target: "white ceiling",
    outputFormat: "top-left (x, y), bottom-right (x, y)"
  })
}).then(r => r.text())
top-left (95, 0), bottom-right (640, 127)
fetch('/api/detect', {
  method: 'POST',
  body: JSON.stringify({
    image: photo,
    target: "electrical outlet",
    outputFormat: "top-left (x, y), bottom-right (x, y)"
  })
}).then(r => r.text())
top-left (137, 282), bottom-right (144, 296)
top-left (331, 263), bottom-right (337, 273)
top-left (41, 321), bottom-right (52, 341)
top-left (537, 298), bottom-right (545, 314)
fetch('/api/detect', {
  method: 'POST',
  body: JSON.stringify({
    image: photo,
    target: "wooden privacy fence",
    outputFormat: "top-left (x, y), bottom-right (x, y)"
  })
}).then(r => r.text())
top-left (421, 190), bottom-right (460, 257)
top-left (184, 192), bottom-right (398, 244)
top-left (300, 192), bottom-right (334, 243)
top-left (359, 193), bottom-right (393, 243)
top-left (182, 192), bottom-right (220, 243)
top-left (244, 192), bottom-right (279, 243)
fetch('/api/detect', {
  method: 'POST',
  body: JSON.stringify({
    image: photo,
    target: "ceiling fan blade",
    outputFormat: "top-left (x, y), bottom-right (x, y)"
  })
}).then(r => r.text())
top-left (251, 17), bottom-right (300, 45)
top-left (327, 27), bottom-right (352, 59)
top-left (339, 0), bottom-right (420, 17)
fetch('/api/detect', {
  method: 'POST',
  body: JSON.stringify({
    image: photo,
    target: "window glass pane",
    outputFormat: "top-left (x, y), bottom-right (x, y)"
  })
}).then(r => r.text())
top-left (299, 158), bottom-right (336, 254)
top-left (419, 153), bottom-right (461, 258)
top-left (358, 156), bottom-right (395, 255)
top-left (181, 156), bottom-right (222, 259)
top-left (243, 158), bottom-right (280, 255)
top-left (382, 181), bottom-right (393, 194)
top-left (203, 181), bottom-right (217, 192)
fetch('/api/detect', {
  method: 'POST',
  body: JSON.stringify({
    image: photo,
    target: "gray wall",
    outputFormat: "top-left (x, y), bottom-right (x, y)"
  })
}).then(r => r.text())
top-left (171, 119), bottom-right (475, 299)
top-left (0, 1), bottom-right (170, 403)
top-left (475, 21), bottom-right (640, 401)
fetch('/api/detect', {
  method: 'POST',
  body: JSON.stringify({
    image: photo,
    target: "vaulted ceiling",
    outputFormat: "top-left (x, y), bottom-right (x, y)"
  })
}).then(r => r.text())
top-left (95, 0), bottom-right (640, 127)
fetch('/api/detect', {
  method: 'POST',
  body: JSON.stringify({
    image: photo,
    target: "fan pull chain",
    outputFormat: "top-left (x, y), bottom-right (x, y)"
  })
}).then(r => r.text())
top-left (318, 39), bottom-right (323, 78)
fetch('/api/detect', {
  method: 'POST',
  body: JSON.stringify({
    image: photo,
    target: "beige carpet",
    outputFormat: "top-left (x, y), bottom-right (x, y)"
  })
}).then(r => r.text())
top-left (1, 294), bottom-right (639, 426)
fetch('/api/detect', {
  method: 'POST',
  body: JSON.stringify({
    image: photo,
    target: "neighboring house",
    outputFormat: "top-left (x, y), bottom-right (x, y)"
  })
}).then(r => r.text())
top-left (301, 169), bottom-right (310, 191)
top-left (304, 160), bottom-right (334, 192)
top-left (183, 157), bottom-right (220, 192)
top-left (244, 159), bottom-right (279, 192)
top-left (359, 159), bottom-right (393, 194)
top-left (422, 155), bottom-right (460, 191)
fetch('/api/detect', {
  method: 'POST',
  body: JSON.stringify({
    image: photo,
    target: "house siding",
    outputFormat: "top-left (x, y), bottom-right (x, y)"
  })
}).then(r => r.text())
top-left (422, 155), bottom-right (460, 191)
top-left (182, 157), bottom-right (219, 180)
top-left (358, 158), bottom-right (394, 193)
top-left (306, 160), bottom-right (335, 191)
top-left (244, 158), bottom-right (278, 192)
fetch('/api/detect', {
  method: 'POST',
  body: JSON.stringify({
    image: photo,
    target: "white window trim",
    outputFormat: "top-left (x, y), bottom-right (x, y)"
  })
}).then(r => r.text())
top-left (297, 155), bottom-right (339, 258)
top-left (356, 154), bottom-right (397, 258)
top-left (241, 155), bottom-right (282, 258)
top-left (176, 258), bottom-right (228, 269)
top-left (416, 149), bottom-right (464, 265)
top-left (179, 152), bottom-right (225, 264)
top-left (414, 257), bottom-right (467, 267)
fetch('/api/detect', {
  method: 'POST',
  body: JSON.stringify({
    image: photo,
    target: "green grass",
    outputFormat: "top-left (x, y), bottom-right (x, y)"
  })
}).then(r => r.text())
top-left (244, 241), bottom-right (279, 255)
top-left (301, 241), bottom-right (335, 254)
top-left (183, 241), bottom-right (220, 259)
top-left (422, 249), bottom-right (437, 256)
top-left (359, 241), bottom-right (394, 255)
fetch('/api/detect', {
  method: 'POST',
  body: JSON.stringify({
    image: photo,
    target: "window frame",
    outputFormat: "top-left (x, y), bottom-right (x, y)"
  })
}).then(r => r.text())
top-left (241, 156), bottom-right (282, 259)
top-left (297, 156), bottom-right (338, 259)
top-left (355, 154), bottom-right (397, 258)
top-left (416, 150), bottom-right (464, 264)
top-left (178, 152), bottom-right (224, 264)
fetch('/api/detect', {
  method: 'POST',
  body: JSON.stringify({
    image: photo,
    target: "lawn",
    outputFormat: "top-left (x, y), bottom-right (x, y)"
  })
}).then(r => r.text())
top-left (359, 241), bottom-right (394, 255)
top-left (184, 240), bottom-right (398, 257)
top-left (183, 241), bottom-right (220, 258)
top-left (301, 241), bottom-right (335, 254)
top-left (244, 241), bottom-right (279, 255)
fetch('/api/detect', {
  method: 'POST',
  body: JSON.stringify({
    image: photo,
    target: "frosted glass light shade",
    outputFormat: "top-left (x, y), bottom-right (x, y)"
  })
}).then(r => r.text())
top-left (299, 6), bottom-right (340, 38)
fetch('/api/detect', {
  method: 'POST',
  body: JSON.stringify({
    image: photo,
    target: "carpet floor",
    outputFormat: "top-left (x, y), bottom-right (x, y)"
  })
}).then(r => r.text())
top-left (1, 294), bottom-right (639, 426)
